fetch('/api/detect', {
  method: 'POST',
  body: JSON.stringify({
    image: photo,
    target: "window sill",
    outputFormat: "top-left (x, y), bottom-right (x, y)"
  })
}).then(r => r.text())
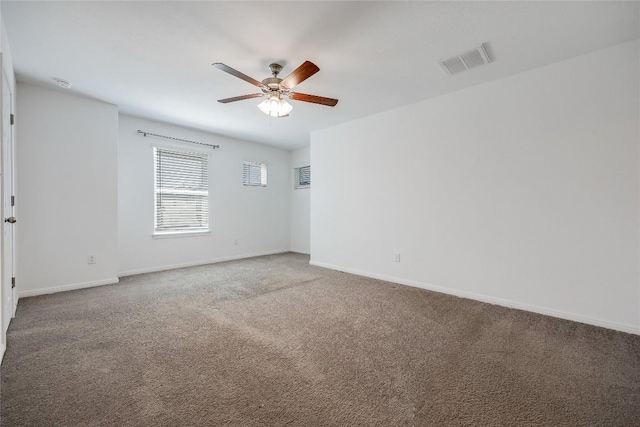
top-left (153, 230), bottom-right (211, 239)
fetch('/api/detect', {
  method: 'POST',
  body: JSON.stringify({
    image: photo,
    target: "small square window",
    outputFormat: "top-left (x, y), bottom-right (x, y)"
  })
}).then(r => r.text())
top-left (294, 165), bottom-right (310, 189)
top-left (243, 161), bottom-right (267, 187)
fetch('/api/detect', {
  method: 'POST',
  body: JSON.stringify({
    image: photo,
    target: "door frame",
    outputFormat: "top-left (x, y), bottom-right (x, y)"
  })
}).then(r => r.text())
top-left (0, 53), bottom-right (16, 359)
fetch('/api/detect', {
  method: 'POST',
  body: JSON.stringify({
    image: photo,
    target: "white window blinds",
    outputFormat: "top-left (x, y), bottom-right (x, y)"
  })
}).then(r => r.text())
top-left (243, 161), bottom-right (267, 186)
top-left (154, 147), bottom-right (209, 233)
top-left (294, 165), bottom-right (310, 189)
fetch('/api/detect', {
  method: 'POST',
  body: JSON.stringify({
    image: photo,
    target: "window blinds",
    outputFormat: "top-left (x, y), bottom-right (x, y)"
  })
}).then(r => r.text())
top-left (154, 147), bottom-right (209, 232)
top-left (243, 162), bottom-right (267, 186)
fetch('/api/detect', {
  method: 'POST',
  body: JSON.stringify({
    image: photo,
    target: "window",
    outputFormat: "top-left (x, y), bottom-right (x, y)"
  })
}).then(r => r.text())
top-left (154, 147), bottom-right (209, 234)
top-left (294, 165), bottom-right (310, 189)
top-left (243, 161), bottom-right (267, 187)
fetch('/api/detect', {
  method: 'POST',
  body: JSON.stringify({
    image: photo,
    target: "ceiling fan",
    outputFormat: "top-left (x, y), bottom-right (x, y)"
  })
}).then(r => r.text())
top-left (212, 61), bottom-right (338, 118)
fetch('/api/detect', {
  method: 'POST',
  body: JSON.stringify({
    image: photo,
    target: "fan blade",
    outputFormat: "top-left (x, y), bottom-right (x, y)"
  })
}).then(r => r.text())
top-left (280, 61), bottom-right (320, 89)
top-left (218, 93), bottom-right (264, 104)
top-left (212, 63), bottom-right (266, 89)
top-left (289, 92), bottom-right (338, 107)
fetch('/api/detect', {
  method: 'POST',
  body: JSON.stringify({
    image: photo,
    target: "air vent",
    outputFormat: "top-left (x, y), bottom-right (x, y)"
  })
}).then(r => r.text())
top-left (439, 44), bottom-right (491, 76)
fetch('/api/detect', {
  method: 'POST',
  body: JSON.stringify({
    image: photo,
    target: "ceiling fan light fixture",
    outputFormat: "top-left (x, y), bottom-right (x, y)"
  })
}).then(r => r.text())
top-left (258, 94), bottom-right (292, 118)
top-left (214, 61), bottom-right (338, 114)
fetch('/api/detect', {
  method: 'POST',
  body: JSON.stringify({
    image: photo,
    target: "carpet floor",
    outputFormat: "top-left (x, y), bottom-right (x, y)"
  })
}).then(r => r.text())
top-left (1, 253), bottom-right (639, 426)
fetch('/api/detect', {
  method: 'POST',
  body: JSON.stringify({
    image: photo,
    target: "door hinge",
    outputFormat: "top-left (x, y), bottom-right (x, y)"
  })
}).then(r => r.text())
top-left (11, 277), bottom-right (15, 289)
top-left (11, 195), bottom-right (15, 207)
top-left (10, 114), bottom-right (14, 125)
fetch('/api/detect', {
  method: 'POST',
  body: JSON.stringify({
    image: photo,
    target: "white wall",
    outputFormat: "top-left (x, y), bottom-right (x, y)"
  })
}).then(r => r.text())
top-left (311, 40), bottom-right (640, 334)
top-left (1, 21), bottom-right (16, 91)
top-left (290, 147), bottom-right (310, 254)
top-left (16, 84), bottom-right (119, 296)
top-left (118, 115), bottom-right (290, 275)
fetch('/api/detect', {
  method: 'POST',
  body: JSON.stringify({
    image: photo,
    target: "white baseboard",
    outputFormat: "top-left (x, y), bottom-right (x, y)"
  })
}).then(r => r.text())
top-left (309, 260), bottom-right (640, 336)
top-left (18, 277), bottom-right (120, 298)
top-left (118, 249), bottom-right (290, 277)
top-left (289, 248), bottom-right (310, 255)
top-left (0, 342), bottom-right (5, 365)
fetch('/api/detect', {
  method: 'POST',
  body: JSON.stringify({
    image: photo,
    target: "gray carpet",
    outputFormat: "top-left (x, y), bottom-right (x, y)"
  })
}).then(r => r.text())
top-left (1, 253), bottom-right (639, 426)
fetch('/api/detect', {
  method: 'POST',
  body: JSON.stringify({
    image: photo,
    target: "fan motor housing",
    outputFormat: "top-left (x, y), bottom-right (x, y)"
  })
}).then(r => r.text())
top-left (262, 76), bottom-right (282, 90)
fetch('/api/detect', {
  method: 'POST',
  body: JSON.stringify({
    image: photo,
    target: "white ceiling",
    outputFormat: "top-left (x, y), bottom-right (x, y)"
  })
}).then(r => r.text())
top-left (2, 1), bottom-right (638, 150)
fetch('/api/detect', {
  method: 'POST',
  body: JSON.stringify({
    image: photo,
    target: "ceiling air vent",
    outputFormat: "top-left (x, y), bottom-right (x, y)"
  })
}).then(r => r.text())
top-left (439, 44), bottom-right (491, 76)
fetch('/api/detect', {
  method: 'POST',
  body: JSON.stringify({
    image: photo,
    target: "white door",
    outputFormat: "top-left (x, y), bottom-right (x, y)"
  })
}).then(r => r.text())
top-left (1, 60), bottom-right (15, 346)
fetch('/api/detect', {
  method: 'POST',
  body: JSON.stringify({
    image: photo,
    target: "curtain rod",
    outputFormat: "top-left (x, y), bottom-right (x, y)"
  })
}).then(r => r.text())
top-left (137, 130), bottom-right (220, 149)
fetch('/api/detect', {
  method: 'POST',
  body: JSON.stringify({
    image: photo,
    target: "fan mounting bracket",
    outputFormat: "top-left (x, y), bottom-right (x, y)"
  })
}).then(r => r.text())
top-left (269, 63), bottom-right (283, 77)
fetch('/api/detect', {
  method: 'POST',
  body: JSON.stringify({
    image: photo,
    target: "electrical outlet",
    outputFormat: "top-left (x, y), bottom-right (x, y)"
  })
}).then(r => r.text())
top-left (394, 253), bottom-right (401, 262)
top-left (88, 255), bottom-right (96, 264)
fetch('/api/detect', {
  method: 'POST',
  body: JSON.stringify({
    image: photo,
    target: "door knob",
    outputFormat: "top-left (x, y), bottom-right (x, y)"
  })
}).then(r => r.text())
top-left (5, 217), bottom-right (16, 223)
